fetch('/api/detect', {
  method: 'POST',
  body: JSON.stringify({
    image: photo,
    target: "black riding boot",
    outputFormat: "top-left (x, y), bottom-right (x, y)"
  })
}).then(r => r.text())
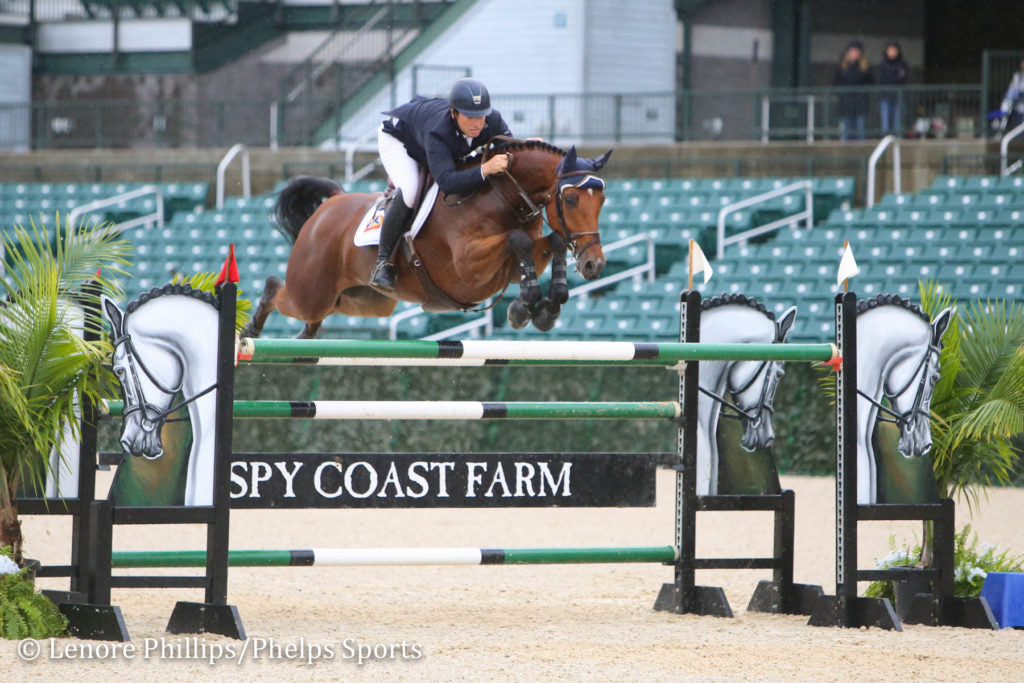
top-left (369, 190), bottom-right (415, 292)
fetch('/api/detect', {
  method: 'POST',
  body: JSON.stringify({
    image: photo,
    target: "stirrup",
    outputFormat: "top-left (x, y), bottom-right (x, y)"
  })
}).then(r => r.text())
top-left (370, 259), bottom-right (397, 291)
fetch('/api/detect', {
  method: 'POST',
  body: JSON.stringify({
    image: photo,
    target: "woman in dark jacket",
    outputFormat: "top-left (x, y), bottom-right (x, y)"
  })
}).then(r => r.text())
top-left (878, 42), bottom-right (909, 135)
top-left (833, 40), bottom-right (873, 141)
top-left (370, 77), bottom-right (514, 292)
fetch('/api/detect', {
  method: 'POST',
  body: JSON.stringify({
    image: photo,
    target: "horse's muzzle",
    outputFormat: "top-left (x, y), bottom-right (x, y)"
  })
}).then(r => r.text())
top-left (577, 253), bottom-right (606, 280)
top-left (121, 426), bottom-right (164, 460)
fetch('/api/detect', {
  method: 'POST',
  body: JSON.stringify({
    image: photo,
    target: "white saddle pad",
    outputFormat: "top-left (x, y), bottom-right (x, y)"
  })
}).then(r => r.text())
top-left (353, 183), bottom-right (439, 247)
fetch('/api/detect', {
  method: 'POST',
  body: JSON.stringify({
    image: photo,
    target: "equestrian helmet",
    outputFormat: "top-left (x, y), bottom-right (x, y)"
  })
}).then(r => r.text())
top-left (448, 78), bottom-right (492, 117)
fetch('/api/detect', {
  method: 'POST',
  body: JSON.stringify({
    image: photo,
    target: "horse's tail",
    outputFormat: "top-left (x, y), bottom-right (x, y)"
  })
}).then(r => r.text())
top-left (274, 176), bottom-right (344, 243)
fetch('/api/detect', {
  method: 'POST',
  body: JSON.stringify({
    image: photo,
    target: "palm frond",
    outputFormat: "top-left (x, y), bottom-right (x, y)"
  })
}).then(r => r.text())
top-left (0, 216), bottom-right (129, 502)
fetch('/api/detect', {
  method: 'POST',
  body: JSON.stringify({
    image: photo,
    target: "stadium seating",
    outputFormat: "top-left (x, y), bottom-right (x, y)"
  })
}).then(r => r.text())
top-left (4, 174), bottom-right (1021, 342)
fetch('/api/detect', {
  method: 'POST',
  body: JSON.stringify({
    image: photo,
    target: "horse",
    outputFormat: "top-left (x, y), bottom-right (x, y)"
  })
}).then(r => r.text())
top-left (695, 294), bottom-right (797, 496)
top-left (102, 284), bottom-right (221, 506)
top-left (855, 294), bottom-right (952, 504)
top-left (242, 140), bottom-right (613, 339)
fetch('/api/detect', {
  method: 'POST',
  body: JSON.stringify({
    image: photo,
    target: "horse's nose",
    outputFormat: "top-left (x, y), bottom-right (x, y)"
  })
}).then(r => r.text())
top-left (120, 436), bottom-right (132, 453)
top-left (581, 255), bottom-right (606, 280)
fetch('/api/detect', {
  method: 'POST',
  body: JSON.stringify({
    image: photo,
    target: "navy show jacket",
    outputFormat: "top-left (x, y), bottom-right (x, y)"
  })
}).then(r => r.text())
top-left (382, 96), bottom-right (513, 195)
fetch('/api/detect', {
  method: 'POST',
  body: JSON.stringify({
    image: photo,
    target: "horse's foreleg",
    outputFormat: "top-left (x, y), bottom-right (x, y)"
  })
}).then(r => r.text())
top-left (507, 230), bottom-right (541, 304)
top-left (546, 231), bottom-right (569, 305)
top-left (506, 230), bottom-right (541, 330)
top-left (241, 276), bottom-right (283, 338)
top-left (530, 232), bottom-right (568, 333)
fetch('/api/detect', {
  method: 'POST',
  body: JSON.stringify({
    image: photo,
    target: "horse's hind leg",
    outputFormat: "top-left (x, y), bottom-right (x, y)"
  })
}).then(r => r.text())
top-left (241, 276), bottom-right (283, 338)
top-left (298, 320), bottom-right (322, 339)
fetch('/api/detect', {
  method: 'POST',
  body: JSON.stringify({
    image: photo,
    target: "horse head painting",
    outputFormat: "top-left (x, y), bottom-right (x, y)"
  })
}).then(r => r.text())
top-left (696, 294), bottom-right (797, 496)
top-left (855, 294), bottom-right (952, 504)
top-left (242, 140), bottom-right (613, 339)
top-left (103, 284), bottom-right (220, 506)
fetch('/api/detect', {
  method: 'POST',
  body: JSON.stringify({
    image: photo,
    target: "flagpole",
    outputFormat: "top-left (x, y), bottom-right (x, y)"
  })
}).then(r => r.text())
top-left (688, 239), bottom-right (694, 291)
top-left (842, 240), bottom-right (849, 292)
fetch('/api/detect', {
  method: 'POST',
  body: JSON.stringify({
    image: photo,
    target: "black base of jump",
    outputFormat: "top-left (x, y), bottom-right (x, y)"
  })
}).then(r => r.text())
top-left (903, 594), bottom-right (999, 629)
top-left (166, 601), bottom-right (246, 640)
top-left (807, 595), bottom-right (902, 631)
top-left (747, 580), bottom-right (825, 615)
top-left (653, 583), bottom-right (733, 618)
top-left (55, 601), bottom-right (131, 641)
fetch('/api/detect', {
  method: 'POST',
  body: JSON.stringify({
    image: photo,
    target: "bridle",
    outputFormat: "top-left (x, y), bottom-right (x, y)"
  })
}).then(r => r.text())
top-left (111, 331), bottom-right (217, 432)
top-left (857, 342), bottom-right (939, 431)
top-left (479, 140), bottom-right (605, 262)
top-left (699, 358), bottom-right (778, 424)
top-left (699, 320), bottom-right (784, 424)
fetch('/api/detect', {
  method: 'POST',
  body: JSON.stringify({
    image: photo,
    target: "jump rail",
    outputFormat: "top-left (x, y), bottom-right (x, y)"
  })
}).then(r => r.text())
top-left (104, 400), bottom-right (682, 420)
top-left (111, 546), bottom-right (679, 568)
top-left (237, 338), bottom-right (838, 365)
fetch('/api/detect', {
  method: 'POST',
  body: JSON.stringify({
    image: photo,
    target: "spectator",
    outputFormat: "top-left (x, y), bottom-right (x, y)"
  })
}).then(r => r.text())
top-left (999, 59), bottom-right (1024, 133)
top-left (878, 42), bottom-right (909, 135)
top-left (834, 40), bottom-right (873, 141)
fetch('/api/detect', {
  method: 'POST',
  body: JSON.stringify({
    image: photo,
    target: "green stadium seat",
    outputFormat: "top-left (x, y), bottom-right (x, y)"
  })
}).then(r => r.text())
top-left (963, 176), bottom-right (999, 191)
top-left (878, 192), bottom-right (915, 207)
top-left (995, 176), bottom-right (1024, 191)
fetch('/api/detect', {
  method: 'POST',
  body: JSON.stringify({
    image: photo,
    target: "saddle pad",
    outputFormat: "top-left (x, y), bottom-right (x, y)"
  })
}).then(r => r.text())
top-left (353, 183), bottom-right (440, 247)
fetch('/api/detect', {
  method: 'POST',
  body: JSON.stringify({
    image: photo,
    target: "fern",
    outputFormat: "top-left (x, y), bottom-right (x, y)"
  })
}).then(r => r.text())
top-left (0, 548), bottom-right (68, 639)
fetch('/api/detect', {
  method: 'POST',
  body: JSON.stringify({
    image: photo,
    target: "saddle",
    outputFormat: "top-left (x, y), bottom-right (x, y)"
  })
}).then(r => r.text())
top-left (369, 171), bottom-right (484, 313)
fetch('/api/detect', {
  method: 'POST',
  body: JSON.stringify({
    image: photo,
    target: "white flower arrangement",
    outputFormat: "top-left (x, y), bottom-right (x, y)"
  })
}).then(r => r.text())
top-left (0, 554), bottom-right (19, 576)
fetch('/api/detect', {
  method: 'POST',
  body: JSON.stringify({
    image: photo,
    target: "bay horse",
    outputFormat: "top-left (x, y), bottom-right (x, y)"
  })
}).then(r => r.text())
top-left (243, 140), bottom-right (613, 339)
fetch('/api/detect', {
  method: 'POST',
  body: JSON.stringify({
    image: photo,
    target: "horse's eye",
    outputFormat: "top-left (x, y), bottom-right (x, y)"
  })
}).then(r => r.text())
top-left (114, 367), bottom-right (126, 377)
top-left (565, 193), bottom-right (579, 208)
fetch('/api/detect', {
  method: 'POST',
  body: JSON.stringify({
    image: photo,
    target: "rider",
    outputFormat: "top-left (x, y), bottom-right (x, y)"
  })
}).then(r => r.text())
top-left (370, 77), bottom-right (515, 292)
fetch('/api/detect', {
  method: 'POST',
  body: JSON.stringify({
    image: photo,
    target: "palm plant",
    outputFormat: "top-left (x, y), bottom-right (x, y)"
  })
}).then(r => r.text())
top-left (894, 281), bottom-right (1024, 571)
top-left (0, 217), bottom-right (130, 563)
top-left (919, 280), bottom-right (1024, 506)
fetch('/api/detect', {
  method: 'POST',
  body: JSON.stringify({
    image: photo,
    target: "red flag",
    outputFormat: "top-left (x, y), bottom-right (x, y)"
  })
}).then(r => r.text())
top-left (216, 244), bottom-right (240, 285)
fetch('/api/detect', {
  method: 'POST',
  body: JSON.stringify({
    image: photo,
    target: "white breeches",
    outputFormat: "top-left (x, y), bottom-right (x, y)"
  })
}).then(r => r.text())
top-left (378, 125), bottom-right (420, 208)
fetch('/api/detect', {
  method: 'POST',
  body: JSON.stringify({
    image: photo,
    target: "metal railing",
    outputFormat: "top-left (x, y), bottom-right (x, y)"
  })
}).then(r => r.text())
top-left (866, 135), bottom-right (902, 208)
top-left (215, 143), bottom-right (251, 209)
top-left (23, 0), bottom-right (239, 22)
top-left (67, 185), bottom-right (164, 232)
top-left (388, 232), bottom-right (656, 340)
top-left (1001, 121), bottom-right (1024, 176)
top-left (342, 127), bottom-right (381, 183)
top-left (716, 181), bottom-right (813, 257)
top-left (0, 83), bottom-right (987, 150)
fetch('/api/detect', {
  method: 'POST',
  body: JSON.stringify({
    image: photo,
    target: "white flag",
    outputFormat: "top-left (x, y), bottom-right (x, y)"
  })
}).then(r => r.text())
top-left (836, 243), bottom-right (860, 286)
top-left (690, 239), bottom-right (713, 284)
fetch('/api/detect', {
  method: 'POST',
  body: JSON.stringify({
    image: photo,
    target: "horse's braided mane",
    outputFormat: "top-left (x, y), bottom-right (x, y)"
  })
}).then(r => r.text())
top-left (701, 292), bottom-right (775, 320)
top-left (856, 292), bottom-right (930, 322)
top-left (491, 139), bottom-right (566, 156)
top-left (125, 283), bottom-right (219, 316)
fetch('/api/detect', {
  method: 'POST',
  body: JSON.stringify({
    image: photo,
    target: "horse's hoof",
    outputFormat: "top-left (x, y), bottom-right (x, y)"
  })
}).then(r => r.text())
top-left (240, 323), bottom-right (260, 339)
top-left (507, 298), bottom-right (531, 330)
top-left (520, 284), bottom-right (542, 305)
top-left (531, 299), bottom-right (561, 332)
top-left (550, 282), bottom-right (569, 305)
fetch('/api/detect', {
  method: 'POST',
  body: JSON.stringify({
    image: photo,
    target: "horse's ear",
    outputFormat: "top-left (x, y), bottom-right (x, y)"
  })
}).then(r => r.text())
top-left (931, 306), bottom-right (954, 345)
top-left (776, 306), bottom-right (798, 342)
top-left (592, 148), bottom-right (613, 171)
top-left (563, 146), bottom-right (578, 172)
top-left (102, 295), bottom-right (124, 337)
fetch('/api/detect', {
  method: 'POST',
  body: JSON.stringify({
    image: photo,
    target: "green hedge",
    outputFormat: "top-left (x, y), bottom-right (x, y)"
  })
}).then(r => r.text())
top-left (99, 362), bottom-right (837, 475)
